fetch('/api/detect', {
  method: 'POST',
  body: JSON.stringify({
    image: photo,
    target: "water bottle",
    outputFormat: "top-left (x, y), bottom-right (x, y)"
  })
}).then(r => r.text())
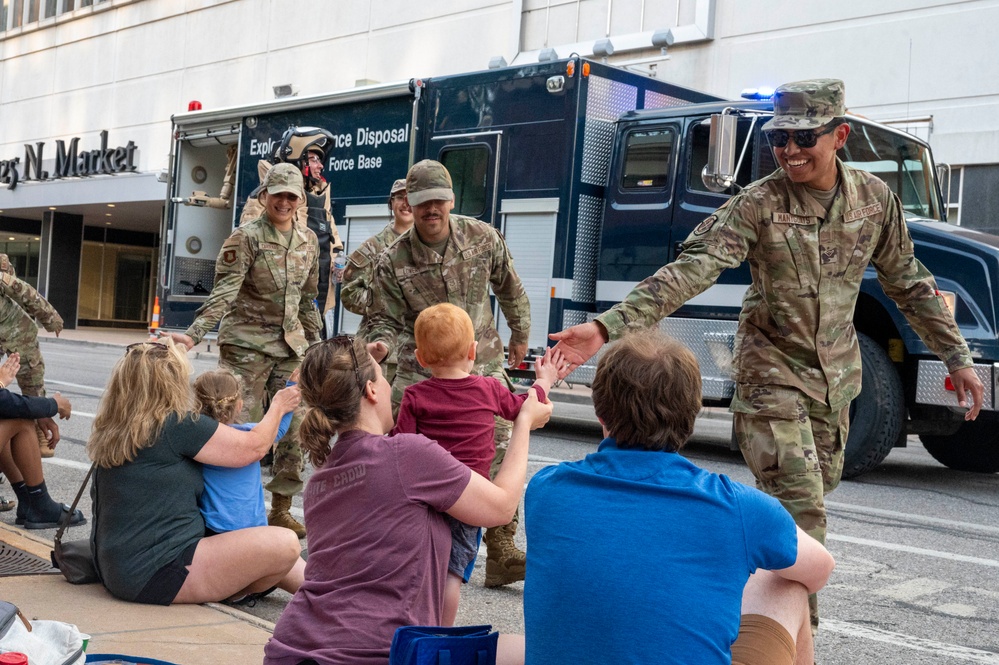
top-left (333, 252), bottom-right (347, 284)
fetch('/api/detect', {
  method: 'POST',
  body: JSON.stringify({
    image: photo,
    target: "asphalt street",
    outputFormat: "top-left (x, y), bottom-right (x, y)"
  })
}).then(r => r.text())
top-left (7, 339), bottom-right (999, 664)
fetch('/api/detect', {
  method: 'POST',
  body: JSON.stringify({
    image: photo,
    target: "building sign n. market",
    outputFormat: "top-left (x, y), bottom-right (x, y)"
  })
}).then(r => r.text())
top-left (0, 130), bottom-right (138, 190)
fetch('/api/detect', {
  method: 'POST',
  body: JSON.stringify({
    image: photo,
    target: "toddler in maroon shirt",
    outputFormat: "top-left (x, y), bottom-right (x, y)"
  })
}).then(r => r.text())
top-left (394, 303), bottom-right (559, 625)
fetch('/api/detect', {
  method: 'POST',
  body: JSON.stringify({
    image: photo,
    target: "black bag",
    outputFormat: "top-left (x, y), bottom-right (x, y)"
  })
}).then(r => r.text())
top-left (388, 625), bottom-right (498, 665)
top-left (50, 463), bottom-right (100, 585)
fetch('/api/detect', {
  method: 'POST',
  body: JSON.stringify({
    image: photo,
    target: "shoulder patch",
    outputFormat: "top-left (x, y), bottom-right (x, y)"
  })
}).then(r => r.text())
top-left (221, 249), bottom-right (238, 266)
top-left (845, 202), bottom-right (884, 223)
top-left (693, 215), bottom-right (718, 236)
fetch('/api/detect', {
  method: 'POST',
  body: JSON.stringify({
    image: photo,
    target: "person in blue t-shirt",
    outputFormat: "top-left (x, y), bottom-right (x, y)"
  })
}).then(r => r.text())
top-left (525, 331), bottom-right (835, 665)
top-left (193, 368), bottom-right (306, 601)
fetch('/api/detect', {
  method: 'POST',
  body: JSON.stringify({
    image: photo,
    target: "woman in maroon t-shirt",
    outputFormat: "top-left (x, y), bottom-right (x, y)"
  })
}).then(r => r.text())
top-left (265, 336), bottom-right (551, 665)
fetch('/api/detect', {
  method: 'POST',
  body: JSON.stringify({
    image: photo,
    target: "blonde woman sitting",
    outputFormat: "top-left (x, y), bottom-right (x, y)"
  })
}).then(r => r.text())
top-left (87, 340), bottom-right (304, 605)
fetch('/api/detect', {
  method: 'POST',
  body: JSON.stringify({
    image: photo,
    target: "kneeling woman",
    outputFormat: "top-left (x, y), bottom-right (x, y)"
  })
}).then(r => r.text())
top-left (87, 340), bottom-right (305, 605)
top-left (265, 337), bottom-right (551, 665)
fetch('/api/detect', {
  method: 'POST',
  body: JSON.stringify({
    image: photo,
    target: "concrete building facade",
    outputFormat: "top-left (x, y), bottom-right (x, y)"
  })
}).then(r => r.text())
top-left (0, 0), bottom-right (994, 327)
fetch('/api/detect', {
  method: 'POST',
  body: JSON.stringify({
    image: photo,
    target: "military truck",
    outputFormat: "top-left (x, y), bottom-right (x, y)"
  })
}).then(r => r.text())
top-left (160, 58), bottom-right (999, 476)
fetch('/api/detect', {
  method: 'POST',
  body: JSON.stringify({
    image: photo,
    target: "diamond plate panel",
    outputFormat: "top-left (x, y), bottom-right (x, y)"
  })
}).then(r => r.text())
top-left (916, 360), bottom-right (994, 411)
top-left (644, 91), bottom-right (693, 110)
top-left (171, 256), bottom-right (216, 293)
top-left (581, 77), bottom-right (638, 186)
top-left (563, 315), bottom-right (738, 400)
top-left (572, 195), bottom-right (602, 303)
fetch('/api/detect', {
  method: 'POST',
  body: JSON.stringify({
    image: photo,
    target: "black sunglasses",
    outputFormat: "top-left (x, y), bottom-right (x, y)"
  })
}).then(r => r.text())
top-left (317, 335), bottom-right (365, 390)
top-left (765, 122), bottom-right (840, 149)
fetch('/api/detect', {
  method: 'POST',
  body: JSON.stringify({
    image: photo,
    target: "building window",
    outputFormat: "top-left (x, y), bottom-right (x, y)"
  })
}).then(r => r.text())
top-left (1, 0), bottom-right (116, 35)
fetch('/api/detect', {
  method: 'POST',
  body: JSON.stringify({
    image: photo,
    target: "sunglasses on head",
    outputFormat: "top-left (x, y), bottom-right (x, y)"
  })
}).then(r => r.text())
top-left (126, 341), bottom-right (169, 355)
top-left (765, 122), bottom-right (840, 149)
top-left (314, 335), bottom-right (365, 390)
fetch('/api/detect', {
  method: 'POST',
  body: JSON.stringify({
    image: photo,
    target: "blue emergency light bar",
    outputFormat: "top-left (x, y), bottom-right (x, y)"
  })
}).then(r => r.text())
top-left (740, 87), bottom-right (775, 100)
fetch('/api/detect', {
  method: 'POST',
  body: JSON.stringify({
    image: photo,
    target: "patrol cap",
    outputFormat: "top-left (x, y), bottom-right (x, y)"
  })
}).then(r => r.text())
top-left (261, 162), bottom-right (305, 199)
top-left (761, 79), bottom-right (846, 131)
top-left (390, 178), bottom-right (407, 196)
top-left (406, 160), bottom-right (454, 206)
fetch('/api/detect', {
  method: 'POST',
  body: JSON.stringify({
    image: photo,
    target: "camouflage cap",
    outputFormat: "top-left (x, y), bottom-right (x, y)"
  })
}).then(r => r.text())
top-left (390, 178), bottom-right (407, 195)
top-left (261, 162), bottom-right (305, 199)
top-left (406, 160), bottom-right (454, 206)
top-left (762, 79), bottom-right (846, 131)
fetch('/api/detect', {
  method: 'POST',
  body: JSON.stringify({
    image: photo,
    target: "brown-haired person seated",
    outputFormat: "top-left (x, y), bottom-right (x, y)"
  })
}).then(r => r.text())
top-left (87, 339), bottom-right (304, 605)
top-left (264, 336), bottom-right (553, 665)
top-left (525, 332), bottom-right (836, 665)
top-left (0, 352), bottom-right (82, 528)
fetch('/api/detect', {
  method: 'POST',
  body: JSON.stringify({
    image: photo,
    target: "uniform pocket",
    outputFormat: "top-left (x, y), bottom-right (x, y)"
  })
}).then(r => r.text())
top-left (253, 242), bottom-right (286, 294)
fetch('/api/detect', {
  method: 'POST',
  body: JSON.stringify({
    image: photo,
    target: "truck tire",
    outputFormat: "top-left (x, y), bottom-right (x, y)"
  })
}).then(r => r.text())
top-left (843, 333), bottom-right (904, 479)
top-left (920, 415), bottom-right (999, 473)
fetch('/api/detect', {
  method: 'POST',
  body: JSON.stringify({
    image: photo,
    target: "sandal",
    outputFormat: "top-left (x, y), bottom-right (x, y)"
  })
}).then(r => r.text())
top-left (23, 505), bottom-right (86, 530)
top-left (0, 495), bottom-right (14, 512)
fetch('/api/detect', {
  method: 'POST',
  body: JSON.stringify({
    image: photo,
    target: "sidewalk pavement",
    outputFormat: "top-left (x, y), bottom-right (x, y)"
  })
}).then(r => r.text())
top-left (0, 523), bottom-right (273, 664)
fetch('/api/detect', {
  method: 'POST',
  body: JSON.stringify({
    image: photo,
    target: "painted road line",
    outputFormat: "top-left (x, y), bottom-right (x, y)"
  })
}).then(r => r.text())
top-left (828, 501), bottom-right (999, 537)
top-left (823, 619), bottom-right (999, 663)
top-left (828, 534), bottom-right (999, 568)
top-left (44, 379), bottom-right (106, 393)
top-left (42, 457), bottom-right (92, 471)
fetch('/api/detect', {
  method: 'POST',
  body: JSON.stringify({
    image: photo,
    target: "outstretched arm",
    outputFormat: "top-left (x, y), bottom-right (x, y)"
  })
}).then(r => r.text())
top-left (549, 321), bottom-right (609, 372)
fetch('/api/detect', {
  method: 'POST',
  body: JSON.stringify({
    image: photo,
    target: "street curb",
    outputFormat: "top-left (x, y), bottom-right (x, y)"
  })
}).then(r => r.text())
top-left (38, 337), bottom-right (133, 352)
top-left (38, 336), bottom-right (221, 361)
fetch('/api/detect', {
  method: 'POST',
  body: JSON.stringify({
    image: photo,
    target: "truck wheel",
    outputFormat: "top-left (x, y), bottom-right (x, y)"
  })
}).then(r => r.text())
top-left (843, 333), bottom-right (904, 479)
top-left (920, 415), bottom-right (999, 473)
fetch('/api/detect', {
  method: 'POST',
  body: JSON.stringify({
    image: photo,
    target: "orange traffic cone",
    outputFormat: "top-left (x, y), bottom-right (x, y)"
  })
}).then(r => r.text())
top-left (149, 296), bottom-right (160, 334)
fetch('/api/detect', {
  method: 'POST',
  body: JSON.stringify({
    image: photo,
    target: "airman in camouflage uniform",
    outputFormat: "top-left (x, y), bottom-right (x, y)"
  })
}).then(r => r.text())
top-left (241, 129), bottom-right (344, 333)
top-left (367, 160), bottom-right (532, 587)
top-left (170, 163), bottom-right (321, 538)
top-left (0, 254), bottom-right (64, 457)
top-left (341, 178), bottom-right (414, 384)
top-left (552, 80), bottom-right (983, 628)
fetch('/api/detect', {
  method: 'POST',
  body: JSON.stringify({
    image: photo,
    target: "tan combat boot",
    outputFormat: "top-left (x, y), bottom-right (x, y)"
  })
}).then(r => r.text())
top-left (36, 423), bottom-right (54, 458)
top-left (484, 520), bottom-right (526, 587)
top-left (268, 494), bottom-right (306, 539)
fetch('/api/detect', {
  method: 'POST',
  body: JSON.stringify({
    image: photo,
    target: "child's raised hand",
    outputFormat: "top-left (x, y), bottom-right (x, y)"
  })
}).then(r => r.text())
top-left (517, 388), bottom-right (553, 431)
top-left (272, 384), bottom-right (302, 414)
top-left (0, 352), bottom-right (20, 388)
top-left (535, 346), bottom-right (572, 384)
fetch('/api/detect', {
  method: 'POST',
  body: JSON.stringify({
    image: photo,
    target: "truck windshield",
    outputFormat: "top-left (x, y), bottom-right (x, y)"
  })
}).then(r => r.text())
top-left (839, 121), bottom-right (942, 221)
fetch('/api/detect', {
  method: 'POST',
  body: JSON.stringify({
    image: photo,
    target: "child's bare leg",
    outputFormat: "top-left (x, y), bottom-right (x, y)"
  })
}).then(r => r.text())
top-left (277, 555), bottom-right (306, 594)
top-left (442, 572), bottom-right (462, 626)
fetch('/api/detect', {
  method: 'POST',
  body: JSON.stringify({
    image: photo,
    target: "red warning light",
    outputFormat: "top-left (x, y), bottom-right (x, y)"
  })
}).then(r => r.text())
top-left (188, 100), bottom-right (203, 112)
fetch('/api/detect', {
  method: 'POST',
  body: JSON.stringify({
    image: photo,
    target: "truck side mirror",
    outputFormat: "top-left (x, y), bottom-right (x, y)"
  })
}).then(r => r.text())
top-left (701, 113), bottom-right (738, 193)
top-left (936, 162), bottom-right (952, 220)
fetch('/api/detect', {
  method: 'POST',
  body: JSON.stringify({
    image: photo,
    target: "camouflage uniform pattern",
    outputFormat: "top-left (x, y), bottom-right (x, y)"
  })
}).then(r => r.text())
top-left (0, 254), bottom-right (63, 397)
top-left (761, 78), bottom-right (846, 131)
top-left (241, 160), bottom-right (343, 320)
top-left (367, 213), bottom-right (531, 397)
top-left (597, 159), bottom-right (972, 412)
top-left (341, 222), bottom-right (403, 383)
top-left (186, 210), bottom-right (320, 498)
top-left (367, 213), bottom-right (530, 461)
